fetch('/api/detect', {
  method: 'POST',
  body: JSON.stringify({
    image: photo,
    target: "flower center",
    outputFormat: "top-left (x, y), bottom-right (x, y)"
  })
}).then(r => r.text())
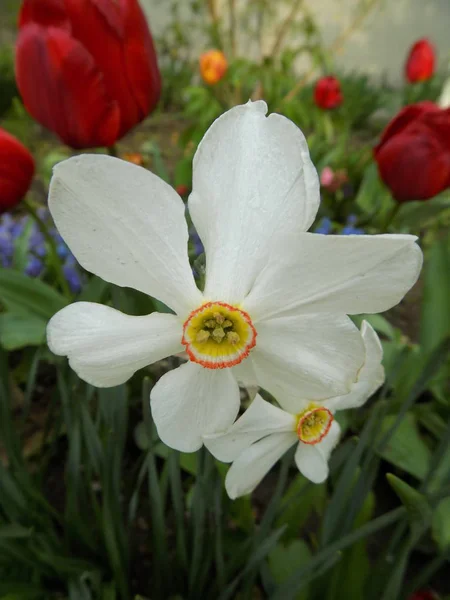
top-left (296, 405), bottom-right (333, 445)
top-left (182, 301), bottom-right (257, 369)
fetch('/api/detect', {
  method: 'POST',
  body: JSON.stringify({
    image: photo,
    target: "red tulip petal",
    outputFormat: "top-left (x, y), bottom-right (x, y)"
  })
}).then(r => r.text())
top-left (19, 0), bottom-right (70, 30)
top-left (376, 129), bottom-right (450, 202)
top-left (0, 129), bottom-right (35, 212)
top-left (374, 102), bottom-right (439, 155)
top-left (420, 107), bottom-right (450, 152)
top-left (121, 0), bottom-right (161, 119)
top-left (64, 0), bottom-right (160, 136)
top-left (16, 24), bottom-right (120, 149)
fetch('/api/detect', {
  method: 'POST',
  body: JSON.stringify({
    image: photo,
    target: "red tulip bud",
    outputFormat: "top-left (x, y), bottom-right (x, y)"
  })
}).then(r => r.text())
top-left (314, 76), bottom-right (343, 110)
top-left (0, 128), bottom-right (35, 213)
top-left (405, 39), bottom-right (435, 83)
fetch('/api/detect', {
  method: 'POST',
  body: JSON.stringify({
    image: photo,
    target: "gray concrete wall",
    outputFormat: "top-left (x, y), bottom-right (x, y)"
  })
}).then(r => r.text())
top-left (142, 0), bottom-right (450, 84)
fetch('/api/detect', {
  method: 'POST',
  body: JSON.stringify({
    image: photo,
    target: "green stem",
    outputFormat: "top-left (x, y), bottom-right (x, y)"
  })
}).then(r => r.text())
top-left (382, 202), bottom-right (401, 231)
top-left (23, 199), bottom-right (71, 298)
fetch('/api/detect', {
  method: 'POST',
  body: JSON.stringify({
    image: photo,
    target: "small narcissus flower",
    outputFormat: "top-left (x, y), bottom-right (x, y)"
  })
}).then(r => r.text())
top-left (16, 0), bottom-right (161, 149)
top-left (0, 128), bottom-right (35, 213)
top-left (200, 50), bottom-right (227, 85)
top-left (314, 76), bottom-right (343, 110)
top-left (205, 322), bottom-right (384, 498)
top-left (47, 101), bottom-right (422, 453)
top-left (405, 39), bottom-right (435, 83)
top-left (374, 101), bottom-right (450, 202)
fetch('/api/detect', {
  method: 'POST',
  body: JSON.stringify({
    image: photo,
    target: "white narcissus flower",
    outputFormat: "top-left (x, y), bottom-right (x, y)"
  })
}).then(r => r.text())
top-left (205, 322), bottom-right (385, 499)
top-left (46, 101), bottom-right (422, 454)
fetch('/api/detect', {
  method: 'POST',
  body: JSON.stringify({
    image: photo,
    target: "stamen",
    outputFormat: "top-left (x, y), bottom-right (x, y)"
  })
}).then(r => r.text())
top-left (213, 312), bottom-right (225, 324)
top-left (212, 327), bottom-right (226, 342)
top-left (227, 331), bottom-right (240, 345)
top-left (196, 330), bottom-right (210, 343)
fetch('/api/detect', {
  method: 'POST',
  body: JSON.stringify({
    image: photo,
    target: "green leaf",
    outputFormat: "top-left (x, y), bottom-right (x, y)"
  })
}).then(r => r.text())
top-left (0, 268), bottom-right (67, 319)
top-left (354, 162), bottom-right (393, 223)
top-left (395, 193), bottom-right (450, 229)
top-left (432, 497), bottom-right (450, 551)
top-left (277, 477), bottom-right (326, 542)
top-left (420, 235), bottom-right (450, 355)
top-left (377, 413), bottom-right (432, 480)
top-left (351, 314), bottom-right (396, 340)
top-left (268, 540), bottom-right (311, 600)
top-left (0, 313), bottom-right (46, 350)
top-left (0, 524), bottom-right (32, 539)
top-left (387, 474), bottom-right (432, 536)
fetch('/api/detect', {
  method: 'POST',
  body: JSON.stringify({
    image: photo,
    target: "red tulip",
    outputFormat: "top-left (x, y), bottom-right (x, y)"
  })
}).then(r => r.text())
top-left (374, 101), bottom-right (450, 202)
top-left (0, 128), bottom-right (35, 213)
top-left (314, 76), bottom-right (343, 110)
top-left (408, 591), bottom-right (437, 600)
top-left (16, 0), bottom-right (161, 149)
top-left (405, 39), bottom-right (435, 83)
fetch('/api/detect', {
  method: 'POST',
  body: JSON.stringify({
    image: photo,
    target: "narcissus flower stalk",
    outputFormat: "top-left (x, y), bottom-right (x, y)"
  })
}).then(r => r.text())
top-left (15, 0), bottom-right (161, 149)
top-left (46, 101), bottom-right (422, 453)
top-left (0, 128), bottom-right (35, 213)
top-left (205, 322), bottom-right (385, 498)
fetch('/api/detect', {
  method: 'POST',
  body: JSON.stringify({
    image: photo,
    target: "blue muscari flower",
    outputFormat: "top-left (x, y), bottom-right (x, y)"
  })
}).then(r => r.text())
top-left (0, 215), bottom-right (14, 266)
top-left (315, 217), bottom-right (332, 235)
top-left (341, 214), bottom-right (364, 235)
top-left (25, 255), bottom-right (44, 277)
top-left (191, 229), bottom-right (204, 257)
top-left (63, 255), bottom-right (82, 294)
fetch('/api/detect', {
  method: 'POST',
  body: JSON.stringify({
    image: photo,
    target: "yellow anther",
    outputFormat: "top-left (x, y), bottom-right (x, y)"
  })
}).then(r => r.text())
top-left (204, 319), bottom-right (217, 329)
top-left (226, 331), bottom-right (240, 345)
top-left (196, 329), bottom-right (210, 343)
top-left (213, 312), bottom-right (225, 324)
top-left (222, 319), bottom-right (233, 328)
top-left (212, 327), bottom-right (226, 342)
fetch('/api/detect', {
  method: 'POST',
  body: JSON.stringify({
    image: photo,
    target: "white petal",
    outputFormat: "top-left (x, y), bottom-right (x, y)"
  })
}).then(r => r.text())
top-left (204, 394), bottom-right (296, 462)
top-left (231, 357), bottom-right (258, 387)
top-left (325, 321), bottom-right (385, 411)
top-left (250, 313), bottom-right (366, 412)
top-left (225, 432), bottom-right (297, 499)
top-left (47, 302), bottom-right (182, 387)
top-left (294, 421), bottom-right (341, 483)
top-left (150, 362), bottom-right (240, 452)
top-left (49, 155), bottom-right (203, 317)
top-left (189, 101), bottom-right (319, 304)
top-left (243, 233), bottom-right (423, 321)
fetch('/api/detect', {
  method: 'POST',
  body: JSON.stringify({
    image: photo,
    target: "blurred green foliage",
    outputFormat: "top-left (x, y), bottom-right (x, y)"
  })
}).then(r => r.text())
top-left (0, 46), bottom-right (17, 118)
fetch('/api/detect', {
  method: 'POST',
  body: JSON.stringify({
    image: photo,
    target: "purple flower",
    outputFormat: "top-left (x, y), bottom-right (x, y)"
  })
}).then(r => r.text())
top-left (341, 214), bottom-right (364, 235)
top-left (63, 255), bottom-right (82, 294)
top-left (25, 255), bottom-right (44, 277)
top-left (191, 229), bottom-right (204, 257)
top-left (315, 217), bottom-right (332, 235)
